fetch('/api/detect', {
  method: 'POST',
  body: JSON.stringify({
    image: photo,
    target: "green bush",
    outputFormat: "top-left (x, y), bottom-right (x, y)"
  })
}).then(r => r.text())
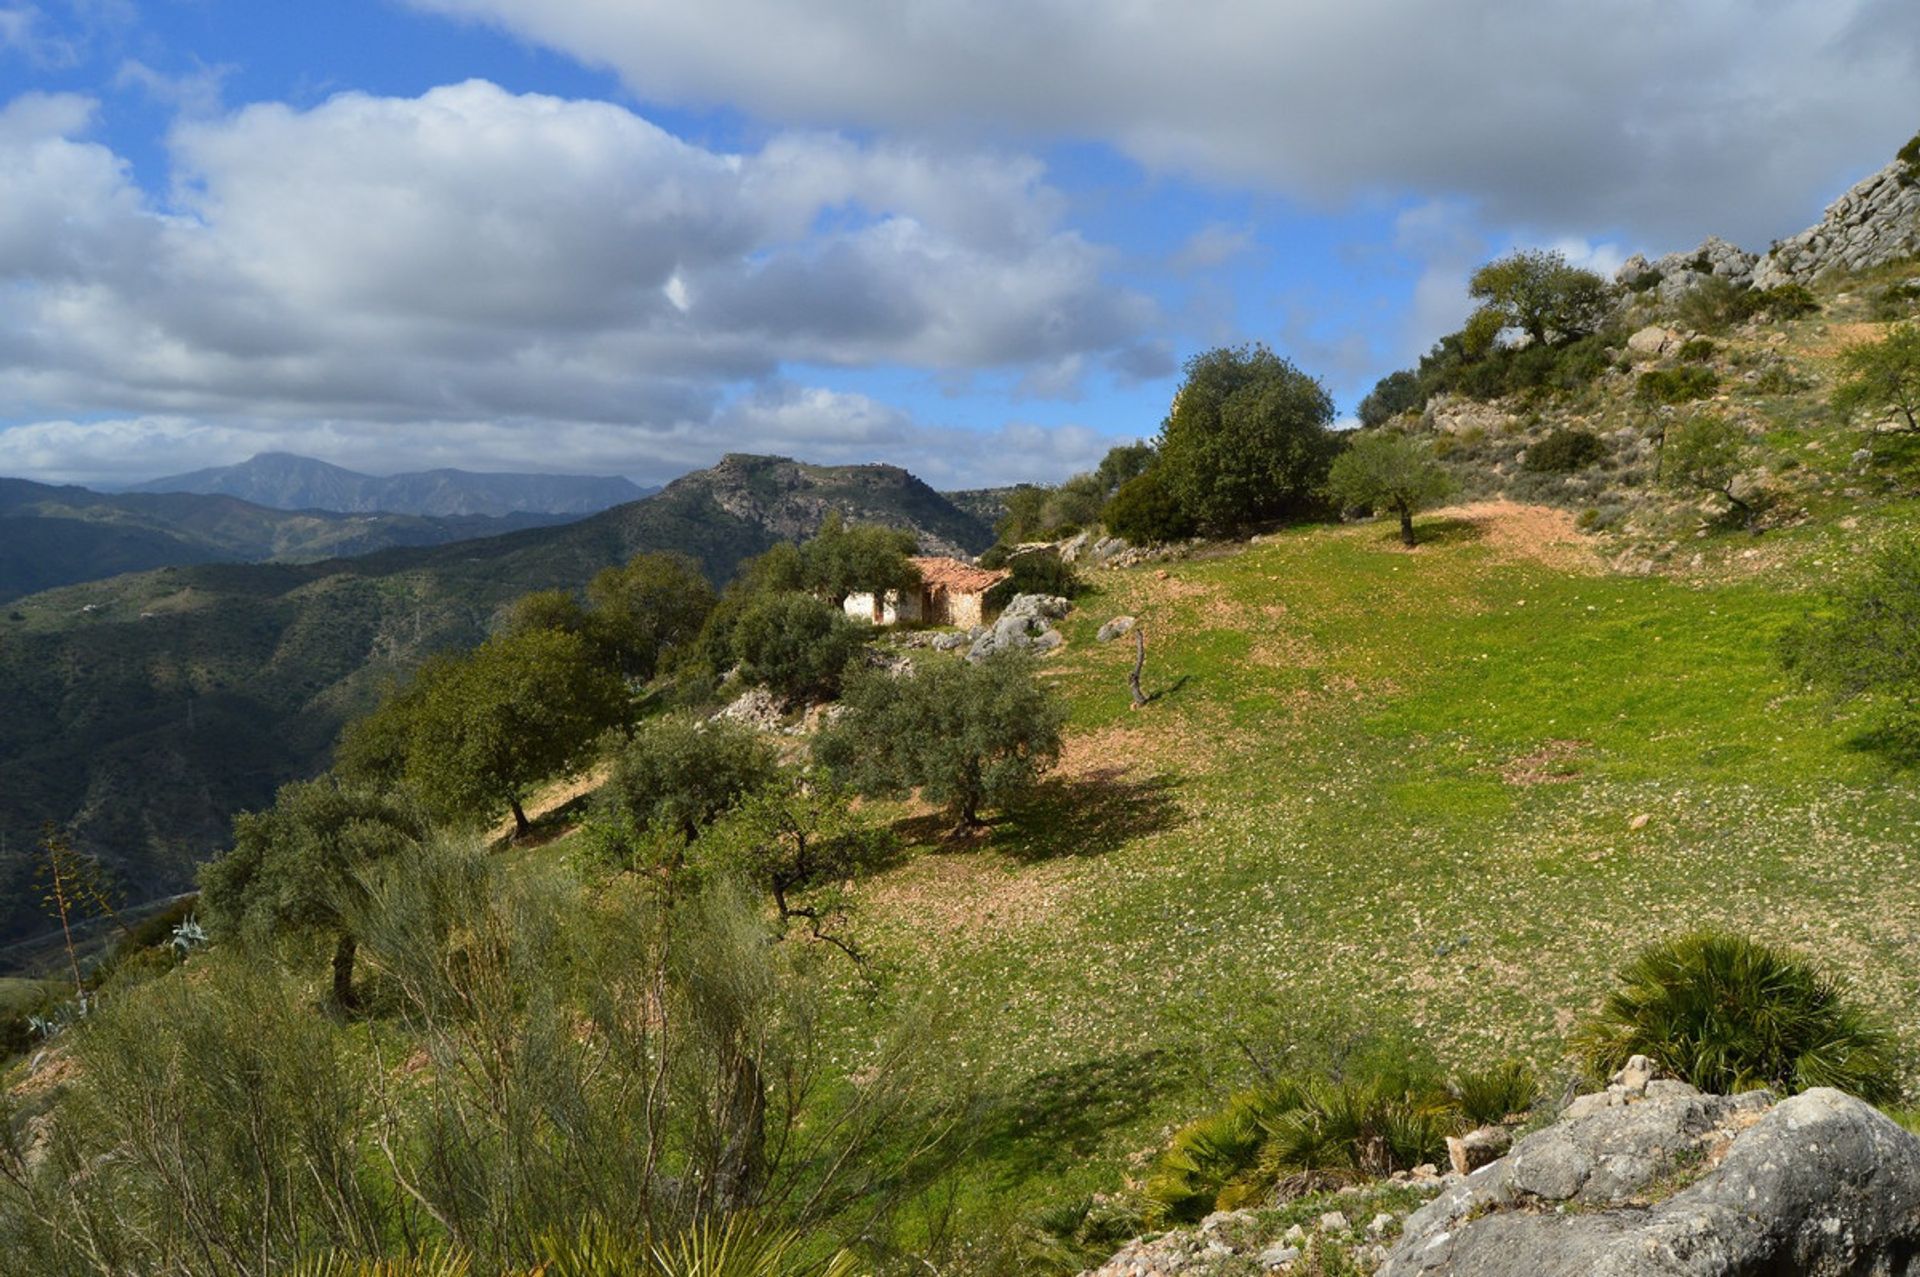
top-left (1677, 337), bottom-right (1717, 363)
top-left (1752, 364), bottom-right (1810, 395)
top-left (1523, 428), bottom-right (1607, 473)
top-left (1636, 365), bottom-right (1719, 405)
top-left (1900, 131), bottom-right (1920, 185)
top-left (985, 547), bottom-right (1082, 610)
top-left (1449, 1059), bottom-right (1538, 1126)
top-left (1874, 281), bottom-right (1920, 322)
top-left (729, 591), bottom-right (870, 703)
top-left (1102, 465), bottom-right (1197, 544)
top-left (1573, 931), bottom-right (1901, 1101)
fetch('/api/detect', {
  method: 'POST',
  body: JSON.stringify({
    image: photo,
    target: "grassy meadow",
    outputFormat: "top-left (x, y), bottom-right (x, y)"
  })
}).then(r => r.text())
top-left (796, 500), bottom-right (1920, 1222)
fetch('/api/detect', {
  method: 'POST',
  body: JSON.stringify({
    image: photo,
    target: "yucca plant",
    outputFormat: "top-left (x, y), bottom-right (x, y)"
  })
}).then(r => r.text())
top-left (1573, 931), bottom-right (1901, 1102)
top-left (1449, 1059), bottom-right (1538, 1126)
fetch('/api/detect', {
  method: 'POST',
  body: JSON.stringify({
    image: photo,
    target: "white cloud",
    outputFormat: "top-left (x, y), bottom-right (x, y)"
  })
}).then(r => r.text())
top-left (409, 0), bottom-right (1920, 248)
top-left (0, 80), bottom-right (1159, 484)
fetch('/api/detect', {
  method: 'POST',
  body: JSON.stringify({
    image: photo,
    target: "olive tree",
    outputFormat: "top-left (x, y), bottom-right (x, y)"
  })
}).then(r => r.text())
top-left (598, 715), bottom-right (777, 852)
top-left (814, 652), bottom-right (1065, 829)
top-left (585, 551), bottom-right (716, 680)
top-left (799, 512), bottom-right (920, 608)
top-left (731, 591), bottom-right (871, 703)
top-left (1662, 412), bottom-right (1759, 525)
top-left (1326, 431), bottom-right (1457, 547)
top-left (198, 778), bottom-right (430, 1008)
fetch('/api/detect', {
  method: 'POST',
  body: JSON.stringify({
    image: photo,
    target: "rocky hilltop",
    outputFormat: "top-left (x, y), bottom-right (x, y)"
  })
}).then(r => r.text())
top-left (1617, 147), bottom-right (1920, 297)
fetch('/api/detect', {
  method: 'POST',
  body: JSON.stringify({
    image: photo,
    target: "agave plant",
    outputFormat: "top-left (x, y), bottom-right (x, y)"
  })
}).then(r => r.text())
top-left (1573, 931), bottom-right (1901, 1102)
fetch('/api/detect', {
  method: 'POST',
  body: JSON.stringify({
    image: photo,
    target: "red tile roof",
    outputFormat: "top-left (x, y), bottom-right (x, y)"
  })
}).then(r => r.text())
top-left (909, 556), bottom-right (1008, 595)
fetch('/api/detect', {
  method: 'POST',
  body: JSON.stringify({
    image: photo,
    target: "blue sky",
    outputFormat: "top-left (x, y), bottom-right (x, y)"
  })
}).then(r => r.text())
top-left (0, 0), bottom-right (1915, 488)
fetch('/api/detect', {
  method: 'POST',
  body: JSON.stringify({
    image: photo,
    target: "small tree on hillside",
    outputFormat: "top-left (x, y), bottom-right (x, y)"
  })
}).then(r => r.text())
top-left (800, 513), bottom-right (920, 608)
top-left (596, 716), bottom-right (777, 854)
top-left (1357, 370), bottom-right (1424, 427)
top-left (1467, 249), bottom-right (1613, 345)
top-left (1155, 344), bottom-right (1337, 536)
top-left (730, 591), bottom-right (870, 704)
top-left (694, 771), bottom-right (895, 959)
top-left (1662, 412), bottom-right (1759, 525)
top-left (1832, 323), bottom-right (1920, 433)
top-left (814, 652), bottom-right (1065, 830)
top-left (198, 778), bottom-right (430, 1008)
top-left (1326, 432), bottom-right (1457, 547)
top-left (338, 627), bottom-right (626, 834)
top-left (1103, 464), bottom-right (1198, 544)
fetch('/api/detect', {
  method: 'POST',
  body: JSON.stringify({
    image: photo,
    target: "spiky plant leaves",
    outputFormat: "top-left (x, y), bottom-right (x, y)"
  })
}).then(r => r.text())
top-left (287, 1252), bottom-right (474, 1277)
top-left (1449, 1059), bottom-right (1538, 1126)
top-left (1573, 931), bottom-right (1901, 1102)
top-left (536, 1216), bottom-right (862, 1277)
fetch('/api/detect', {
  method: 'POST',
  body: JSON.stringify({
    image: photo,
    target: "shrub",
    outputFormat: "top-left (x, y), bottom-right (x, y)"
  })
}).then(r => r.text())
top-left (986, 547), bottom-right (1082, 610)
top-left (1153, 344), bottom-right (1338, 535)
top-left (1752, 364), bottom-right (1810, 395)
top-left (1873, 282), bottom-right (1920, 322)
top-left (1449, 1060), bottom-right (1538, 1126)
top-left (1901, 131), bottom-right (1920, 185)
top-left (1145, 1085), bottom-right (1303, 1221)
top-left (1102, 465), bottom-right (1197, 544)
top-left (1782, 537), bottom-right (1920, 754)
top-left (1832, 322), bottom-right (1920, 432)
top-left (1523, 428), bottom-right (1607, 473)
top-left (1636, 365), bottom-right (1719, 406)
top-left (1357, 370), bottom-right (1424, 427)
top-left (1759, 284), bottom-right (1821, 320)
top-left (1573, 932), bottom-right (1900, 1101)
top-left (1677, 337), bottom-right (1717, 363)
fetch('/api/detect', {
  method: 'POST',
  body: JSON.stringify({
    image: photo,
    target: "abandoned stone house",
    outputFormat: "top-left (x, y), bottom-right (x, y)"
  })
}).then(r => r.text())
top-left (843, 556), bottom-right (1008, 628)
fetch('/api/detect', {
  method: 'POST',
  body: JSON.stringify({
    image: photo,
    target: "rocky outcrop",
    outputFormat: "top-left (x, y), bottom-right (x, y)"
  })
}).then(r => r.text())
top-left (966, 593), bottom-right (1070, 661)
top-left (1615, 236), bottom-right (1758, 302)
top-left (1380, 1066), bottom-right (1920, 1276)
top-left (1754, 161), bottom-right (1920, 290)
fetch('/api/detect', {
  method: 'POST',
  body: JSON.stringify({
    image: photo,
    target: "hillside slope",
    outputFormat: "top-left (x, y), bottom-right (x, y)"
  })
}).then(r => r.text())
top-left (0, 455), bottom-right (993, 952)
top-left (127, 451), bottom-right (652, 517)
top-left (0, 478), bottom-right (571, 602)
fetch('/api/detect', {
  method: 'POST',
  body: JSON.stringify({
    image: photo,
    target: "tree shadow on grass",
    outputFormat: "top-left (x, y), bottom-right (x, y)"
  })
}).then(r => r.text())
top-left (958, 1048), bottom-right (1184, 1188)
top-left (1843, 723), bottom-right (1920, 769)
top-left (990, 770), bottom-right (1184, 863)
top-left (1409, 515), bottom-right (1489, 548)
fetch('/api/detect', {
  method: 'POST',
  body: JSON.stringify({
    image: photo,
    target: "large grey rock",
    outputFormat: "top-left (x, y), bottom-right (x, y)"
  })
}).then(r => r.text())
top-left (1754, 161), bottom-right (1920, 290)
top-left (1380, 1086), bottom-right (1920, 1276)
top-left (1097, 615), bottom-right (1137, 642)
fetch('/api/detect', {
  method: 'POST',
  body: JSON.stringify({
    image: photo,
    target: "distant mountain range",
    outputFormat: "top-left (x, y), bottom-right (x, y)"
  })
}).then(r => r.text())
top-left (0, 454), bottom-right (994, 955)
top-left (0, 478), bottom-right (574, 604)
top-left (125, 452), bottom-right (654, 518)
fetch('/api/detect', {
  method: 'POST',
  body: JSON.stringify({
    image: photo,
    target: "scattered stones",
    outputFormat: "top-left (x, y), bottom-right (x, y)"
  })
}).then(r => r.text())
top-left (1628, 812), bottom-right (1651, 831)
top-left (1097, 615), bottom-right (1138, 642)
top-left (711, 686), bottom-right (785, 731)
top-left (1317, 1211), bottom-right (1349, 1233)
top-left (1256, 1243), bottom-right (1300, 1268)
top-left (930, 630), bottom-right (971, 652)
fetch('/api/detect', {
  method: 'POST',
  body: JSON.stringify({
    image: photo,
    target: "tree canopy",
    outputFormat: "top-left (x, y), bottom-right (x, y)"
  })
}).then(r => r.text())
top-left (1467, 249), bottom-right (1613, 346)
top-left (337, 627), bottom-right (626, 834)
top-left (799, 513), bottom-right (920, 608)
top-left (1662, 412), bottom-right (1757, 524)
top-left (1326, 431), bottom-right (1456, 547)
top-left (814, 652), bottom-right (1065, 828)
top-left (597, 715), bottom-right (777, 853)
top-left (730, 591), bottom-right (871, 704)
top-left (1154, 344), bottom-right (1337, 536)
top-left (1783, 537), bottom-right (1920, 750)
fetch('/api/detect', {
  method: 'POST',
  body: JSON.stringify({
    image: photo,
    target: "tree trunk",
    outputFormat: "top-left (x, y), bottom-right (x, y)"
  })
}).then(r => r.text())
top-left (509, 797), bottom-right (531, 836)
top-left (1130, 625), bottom-right (1148, 708)
top-left (716, 1050), bottom-right (767, 1211)
top-left (1398, 505), bottom-right (1417, 547)
top-left (331, 932), bottom-right (359, 1010)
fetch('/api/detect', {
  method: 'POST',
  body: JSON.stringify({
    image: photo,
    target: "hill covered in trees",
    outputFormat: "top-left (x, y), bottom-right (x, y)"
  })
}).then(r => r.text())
top-left (0, 454), bottom-right (993, 952)
top-left (0, 477), bottom-right (573, 602)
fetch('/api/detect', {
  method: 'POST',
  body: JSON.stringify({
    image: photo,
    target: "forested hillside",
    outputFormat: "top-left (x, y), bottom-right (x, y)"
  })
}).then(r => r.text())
top-left (0, 455), bottom-right (993, 951)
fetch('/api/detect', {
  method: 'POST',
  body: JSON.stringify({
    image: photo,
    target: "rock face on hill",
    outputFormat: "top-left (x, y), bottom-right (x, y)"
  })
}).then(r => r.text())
top-left (1381, 1065), bottom-right (1920, 1276)
top-left (1618, 152), bottom-right (1920, 299)
top-left (1753, 161), bottom-right (1920, 290)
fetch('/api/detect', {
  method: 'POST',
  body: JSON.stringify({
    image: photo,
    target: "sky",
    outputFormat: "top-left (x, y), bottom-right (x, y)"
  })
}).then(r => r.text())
top-left (0, 2), bottom-right (1916, 489)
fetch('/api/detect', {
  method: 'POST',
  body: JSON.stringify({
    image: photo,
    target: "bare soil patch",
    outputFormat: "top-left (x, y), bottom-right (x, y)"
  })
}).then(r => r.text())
top-left (1423, 500), bottom-right (1604, 574)
top-left (1499, 739), bottom-right (1589, 786)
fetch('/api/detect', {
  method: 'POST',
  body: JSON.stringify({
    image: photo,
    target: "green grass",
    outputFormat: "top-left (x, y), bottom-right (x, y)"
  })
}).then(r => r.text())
top-left (811, 511), bottom-right (1920, 1227)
